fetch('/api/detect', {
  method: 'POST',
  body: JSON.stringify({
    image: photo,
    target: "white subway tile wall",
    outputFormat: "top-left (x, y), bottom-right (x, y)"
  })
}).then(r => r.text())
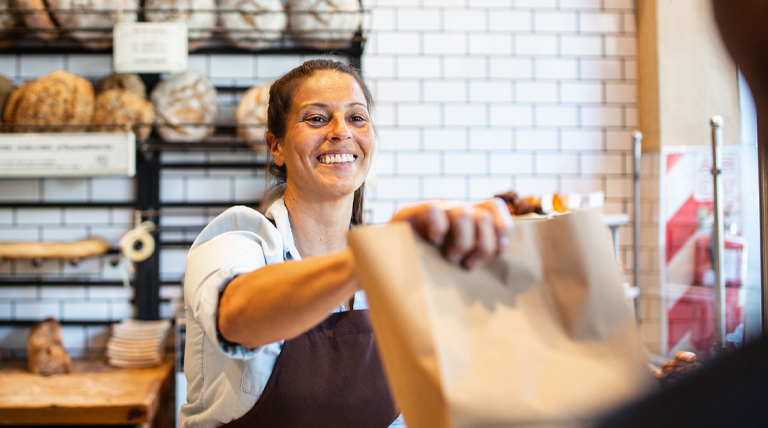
top-left (0, 0), bottom-right (639, 357)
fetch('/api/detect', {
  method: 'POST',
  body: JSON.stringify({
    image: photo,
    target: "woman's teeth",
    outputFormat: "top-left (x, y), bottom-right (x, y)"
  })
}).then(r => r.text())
top-left (319, 154), bottom-right (355, 164)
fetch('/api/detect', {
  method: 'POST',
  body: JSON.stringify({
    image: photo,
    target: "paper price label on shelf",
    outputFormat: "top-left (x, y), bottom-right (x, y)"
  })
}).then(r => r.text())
top-left (114, 22), bottom-right (188, 73)
top-left (0, 132), bottom-right (136, 177)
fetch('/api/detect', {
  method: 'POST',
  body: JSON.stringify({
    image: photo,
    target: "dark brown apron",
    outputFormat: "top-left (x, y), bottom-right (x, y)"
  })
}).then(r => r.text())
top-left (221, 309), bottom-right (399, 428)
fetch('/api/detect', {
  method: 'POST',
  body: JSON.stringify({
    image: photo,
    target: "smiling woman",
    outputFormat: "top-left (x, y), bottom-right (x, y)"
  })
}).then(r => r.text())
top-left (179, 59), bottom-right (513, 428)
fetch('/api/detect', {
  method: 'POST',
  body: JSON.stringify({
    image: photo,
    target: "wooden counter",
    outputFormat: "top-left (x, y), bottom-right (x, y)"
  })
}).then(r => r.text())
top-left (0, 356), bottom-right (174, 426)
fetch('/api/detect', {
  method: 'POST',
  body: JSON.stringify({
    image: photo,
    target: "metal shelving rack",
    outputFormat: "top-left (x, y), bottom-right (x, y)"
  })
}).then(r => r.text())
top-left (0, 2), bottom-right (367, 324)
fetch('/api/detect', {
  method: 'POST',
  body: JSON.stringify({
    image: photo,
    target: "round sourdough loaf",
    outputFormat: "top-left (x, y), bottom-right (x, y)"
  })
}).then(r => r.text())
top-left (288, 0), bottom-right (361, 49)
top-left (150, 70), bottom-right (219, 142)
top-left (95, 73), bottom-right (147, 99)
top-left (144, 0), bottom-right (216, 51)
top-left (218, 0), bottom-right (287, 50)
top-left (47, 0), bottom-right (139, 50)
top-left (3, 71), bottom-right (94, 132)
top-left (92, 89), bottom-right (154, 139)
top-left (236, 81), bottom-right (271, 143)
top-left (16, 0), bottom-right (58, 40)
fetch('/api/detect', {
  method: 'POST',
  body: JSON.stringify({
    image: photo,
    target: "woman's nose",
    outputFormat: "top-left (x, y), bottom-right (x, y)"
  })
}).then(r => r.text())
top-left (328, 116), bottom-right (352, 141)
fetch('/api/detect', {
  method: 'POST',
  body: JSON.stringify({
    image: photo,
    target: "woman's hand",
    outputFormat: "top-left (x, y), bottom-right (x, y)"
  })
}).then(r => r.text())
top-left (390, 198), bottom-right (513, 270)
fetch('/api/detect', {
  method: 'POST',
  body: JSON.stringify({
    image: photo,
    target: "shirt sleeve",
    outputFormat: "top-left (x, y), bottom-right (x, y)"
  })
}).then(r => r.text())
top-left (184, 227), bottom-right (282, 359)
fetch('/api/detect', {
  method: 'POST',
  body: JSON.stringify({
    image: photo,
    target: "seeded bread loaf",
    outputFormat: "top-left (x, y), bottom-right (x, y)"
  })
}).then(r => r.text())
top-left (218, 0), bottom-right (287, 50)
top-left (2, 71), bottom-right (94, 132)
top-left (47, 0), bottom-right (139, 50)
top-left (144, 0), bottom-right (216, 51)
top-left (288, 0), bottom-right (361, 50)
top-left (236, 81), bottom-right (271, 143)
top-left (92, 89), bottom-right (154, 139)
top-left (150, 70), bottom-right (219, 142)
top-left (27, 318), bottom-right (72, 375)
top-left (95, 73), bottom-right (147, 99)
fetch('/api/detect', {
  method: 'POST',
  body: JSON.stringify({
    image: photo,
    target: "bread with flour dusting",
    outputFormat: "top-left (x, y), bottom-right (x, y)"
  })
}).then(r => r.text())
top-left (150, 70), bottom-right (219, 142)
top-left (47, 0), bottom-right (139, 50)
top-left (144, 0), bottom-right (216, 51)
top-left (288, 0), bottom-right (361, 49)
top-left (236, 81), bottom-right (271, 143)
top-left (16, 0), bottom-right (58, 40)
top-left (218, 0), bottom-right (287, 50)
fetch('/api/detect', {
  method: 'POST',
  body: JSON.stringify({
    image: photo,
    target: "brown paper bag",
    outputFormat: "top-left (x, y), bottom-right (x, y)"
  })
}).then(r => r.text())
top-left (349, 209), bottom-right (654, 428)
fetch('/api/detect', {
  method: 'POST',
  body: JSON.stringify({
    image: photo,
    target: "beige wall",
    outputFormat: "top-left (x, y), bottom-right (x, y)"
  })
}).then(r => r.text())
top-left (638, 0), bottom-right (741, 152)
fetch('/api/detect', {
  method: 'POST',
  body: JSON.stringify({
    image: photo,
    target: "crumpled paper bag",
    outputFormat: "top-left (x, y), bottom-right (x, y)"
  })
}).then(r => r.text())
top-left (349, 209), bottom-right (654, 428)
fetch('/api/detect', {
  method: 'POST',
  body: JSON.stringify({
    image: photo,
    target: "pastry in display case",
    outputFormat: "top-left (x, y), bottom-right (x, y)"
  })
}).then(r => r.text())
top-left (150, 70), bottom-right (219, 142)
top-left (218, 0), bottom-right (287, 50)
top-left (0, 73), bottom-right (14, 119)
top-left (2, 70), bottom-right (94, 132)
top-left (288, 0), bottom-right (362, 49)
top-left (144, 0), bottom-right (216, 51)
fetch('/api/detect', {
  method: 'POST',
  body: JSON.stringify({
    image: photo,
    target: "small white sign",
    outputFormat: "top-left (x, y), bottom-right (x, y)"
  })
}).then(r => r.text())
top-left (0, 132), bottom-right (136, 177)
top-left (114, 22), bottom-right (188, 73)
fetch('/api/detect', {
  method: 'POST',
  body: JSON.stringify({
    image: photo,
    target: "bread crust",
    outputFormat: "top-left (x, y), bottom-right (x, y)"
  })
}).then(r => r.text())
top-left (92, 89), bottom-right (154, 139)
top-left (218, 0), bottom-right (287, 50)
top-left (16, 0), bottom-right (59, 40)
top-left (0, 0), bottom-right (23, 48)
top-left (288, 0), bottom-right (361, 49)
top-left (236, 81), bottom-right (270, 143)
top-left (47, 0), bottom-right (139, 50)
top-left (95, 73), bottom-right (147, 99)
top-left (144, 0), bottom-right (216, 51)
top-left (150, 70), bottom-right (218, 142)
top-left (0, 74), bottom-right (15, 121)
top-left (4, 71), bottom-right (94, 132)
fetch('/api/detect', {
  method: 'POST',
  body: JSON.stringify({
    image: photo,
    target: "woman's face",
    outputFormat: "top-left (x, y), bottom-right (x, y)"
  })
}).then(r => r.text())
top-left (270, 70), bottom-right (374, 201)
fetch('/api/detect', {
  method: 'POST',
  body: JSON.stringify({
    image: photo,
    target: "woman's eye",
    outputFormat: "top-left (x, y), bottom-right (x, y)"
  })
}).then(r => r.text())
top-left (350, 115), bottom-right (367, 122)
top-left (306, 116), bottom-right (327, 124)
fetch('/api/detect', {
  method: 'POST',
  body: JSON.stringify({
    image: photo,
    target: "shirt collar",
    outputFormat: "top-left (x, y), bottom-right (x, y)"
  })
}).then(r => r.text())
top-left (264, 196), bottom-right (302, 261)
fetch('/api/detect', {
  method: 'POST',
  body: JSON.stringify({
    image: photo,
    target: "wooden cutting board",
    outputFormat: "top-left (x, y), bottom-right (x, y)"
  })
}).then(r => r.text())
top-left (0, 355), bottom-right (174, 425)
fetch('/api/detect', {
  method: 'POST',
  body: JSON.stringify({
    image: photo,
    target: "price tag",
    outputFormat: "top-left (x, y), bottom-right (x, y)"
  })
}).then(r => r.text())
top-left (114, 22), bottom-right (188, 73)
top-left (0, 132), bottom-right (136, 177)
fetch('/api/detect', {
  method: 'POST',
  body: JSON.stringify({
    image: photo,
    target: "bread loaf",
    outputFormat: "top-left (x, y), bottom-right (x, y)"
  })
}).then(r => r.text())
top-left (95, 73), bottom-right (147, 99)
top-left (288, 0), bottom-right (361, 49)
top-left (47, 0), bottom-right (139, 50)
top-left (16, 0), bottom-right (58, 40)
top-left (144, 0), bottom-right (216, 51)
top-left (0, 0), bottom-right (22, 48)
top-left (218, 0), bottom-right (287, 50)
top-left (3, 71), bottom-right (94, 132)
top-left (150, 70), bottom-right (218, 142)
top-left (92, 89), bottom-right (154, 139)
top-left (27, 318), bottom-right (72, 376)
top-left (236, 81), bottom-right (271, 143)
top-left (0, 74), bottom-right (14, 121)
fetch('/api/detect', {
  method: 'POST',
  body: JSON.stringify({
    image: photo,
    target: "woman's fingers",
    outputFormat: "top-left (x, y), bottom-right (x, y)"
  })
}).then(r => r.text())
top-left (475, 198), bottom-right (514, 251)
top-left (391, 201), bottom-right (450, 246)
top-left (442, 206), bottom-right (475, 264)
top-left (390, 198), bottom-right (513, 269)
top-left (462, 209), bottom-right (497, 269)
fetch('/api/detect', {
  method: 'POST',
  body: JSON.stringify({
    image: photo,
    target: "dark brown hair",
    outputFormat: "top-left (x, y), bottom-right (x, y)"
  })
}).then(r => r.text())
top-left (260, 59), bottom-right (374, 225)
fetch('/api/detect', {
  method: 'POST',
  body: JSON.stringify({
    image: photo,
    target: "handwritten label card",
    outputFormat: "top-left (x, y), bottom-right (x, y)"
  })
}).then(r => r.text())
top-left (114, 22), bottom-right (188, 73)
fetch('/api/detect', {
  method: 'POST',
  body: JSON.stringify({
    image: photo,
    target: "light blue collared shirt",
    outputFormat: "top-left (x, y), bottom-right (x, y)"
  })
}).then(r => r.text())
top-left (179, 197), bottom-right (405, 428)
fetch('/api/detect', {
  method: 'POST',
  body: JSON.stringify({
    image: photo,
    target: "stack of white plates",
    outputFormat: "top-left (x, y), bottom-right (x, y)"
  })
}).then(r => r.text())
top-left (106, 319), bottom-right (171, 368)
